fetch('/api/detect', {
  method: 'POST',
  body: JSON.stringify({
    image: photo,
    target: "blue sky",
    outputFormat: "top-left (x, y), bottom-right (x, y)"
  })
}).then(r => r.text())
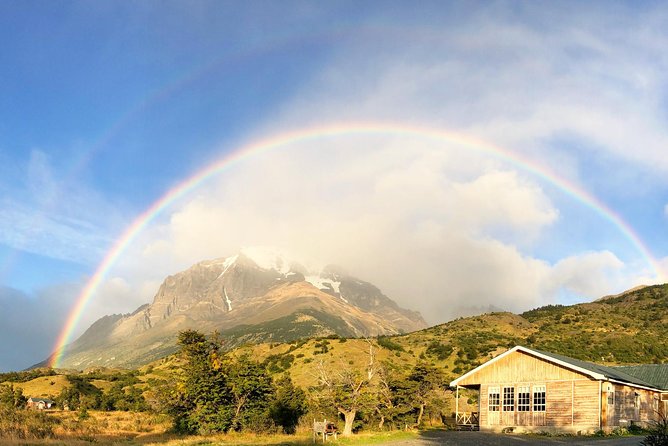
top-left (1, 1), bottom-right (668, 371)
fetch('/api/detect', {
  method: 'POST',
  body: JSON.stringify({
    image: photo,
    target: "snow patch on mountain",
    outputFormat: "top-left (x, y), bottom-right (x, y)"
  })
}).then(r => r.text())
top-left (218, 255), bottom-right (238, 278)
top-left (305, 275), bottom-right (348, 303)
top-left (224, 287), bottom-right (232, 311)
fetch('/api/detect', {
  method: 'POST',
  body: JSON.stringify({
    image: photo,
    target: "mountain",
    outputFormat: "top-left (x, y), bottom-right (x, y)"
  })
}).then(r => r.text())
top-left (48, 248), bottom-right (426, 369)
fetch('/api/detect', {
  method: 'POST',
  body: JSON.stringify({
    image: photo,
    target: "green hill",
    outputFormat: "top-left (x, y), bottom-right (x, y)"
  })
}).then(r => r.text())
top-left (7, 284), bottom-right (668, 409)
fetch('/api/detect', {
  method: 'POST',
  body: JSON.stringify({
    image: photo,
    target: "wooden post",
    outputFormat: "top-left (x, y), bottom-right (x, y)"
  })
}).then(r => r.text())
top-left (571, 380), bottom-right (574, 427)
top-left (456, 385), bottom-right (460, 426)
top-left (601, 386), bottom-right (607, 430)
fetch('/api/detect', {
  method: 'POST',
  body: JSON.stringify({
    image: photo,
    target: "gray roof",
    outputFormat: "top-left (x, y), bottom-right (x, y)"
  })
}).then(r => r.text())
top-left (28, 397), bottom-right (54, 403)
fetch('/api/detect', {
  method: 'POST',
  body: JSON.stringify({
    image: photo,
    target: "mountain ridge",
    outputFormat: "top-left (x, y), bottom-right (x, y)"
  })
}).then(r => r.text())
top-left (46, 248), bottom-right (427, 369)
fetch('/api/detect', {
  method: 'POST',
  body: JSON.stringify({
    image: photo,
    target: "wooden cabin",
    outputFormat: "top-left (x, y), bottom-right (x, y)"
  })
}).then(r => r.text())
top-left (450, 346), bottom-right (668, 433)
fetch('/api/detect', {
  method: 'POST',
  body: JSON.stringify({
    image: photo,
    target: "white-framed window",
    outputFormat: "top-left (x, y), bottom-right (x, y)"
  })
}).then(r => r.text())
top-left (517, 385), bottom-right (530, 412)
top-left (533, 385), bottom-right (546, 412)
top-left (488, 386), bottom-right (500, 412)
top-left (503, 386), bottom-right (515, 412)
top-left (607, 385), bottom-right (615, 406)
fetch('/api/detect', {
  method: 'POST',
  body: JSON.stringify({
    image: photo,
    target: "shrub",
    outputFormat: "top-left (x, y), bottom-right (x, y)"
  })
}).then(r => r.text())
top-left (641, 415), bottom-right (668, 446)
top-left (377, 336), bottom-right (405, 352)
top-left (0, 407), bottom-right (57, 439)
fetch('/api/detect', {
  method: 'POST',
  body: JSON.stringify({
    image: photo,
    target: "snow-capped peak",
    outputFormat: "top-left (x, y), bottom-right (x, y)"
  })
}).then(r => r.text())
top-left (240, 246), bottom-right (294, 275)
top-left (237, 247), bottom-right (349, 304)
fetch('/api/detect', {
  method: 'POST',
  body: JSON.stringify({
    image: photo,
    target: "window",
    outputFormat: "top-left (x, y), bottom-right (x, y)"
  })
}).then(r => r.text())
top-left (517, 386), bottom-right (530, 412)
top-left (503, 387), bottom-right (515, 411)
top-left (488, 386), bottom-right (500, 412)
top-left (533, 385), bottom-right (546, 412)
top-left (607, 385), bottom-right (615, 406)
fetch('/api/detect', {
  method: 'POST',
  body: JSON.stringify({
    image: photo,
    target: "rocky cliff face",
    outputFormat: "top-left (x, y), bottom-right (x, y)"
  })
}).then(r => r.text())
top-left (50, 248), bottom-right (427, 369)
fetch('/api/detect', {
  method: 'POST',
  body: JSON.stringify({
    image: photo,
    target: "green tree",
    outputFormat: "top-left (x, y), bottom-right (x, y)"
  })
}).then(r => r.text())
top-left (228, 355), bottom-right (274, 432)
top-left (270, 375), bottom-right (307, 434)
top-left (406, 363), bottom-right (445, 427)
top-left (0, 384), bottom-right (26, 409)
top-left (171, 329), bottom-right (233, 434)
top-left (312, 340), bottom-right (379, 436)
top-left (375, 364), bottom-right (414, 430)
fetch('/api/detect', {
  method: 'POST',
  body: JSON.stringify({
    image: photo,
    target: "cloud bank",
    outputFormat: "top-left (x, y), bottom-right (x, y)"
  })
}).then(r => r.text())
top-left (95, 134), bottom-right (649, 325)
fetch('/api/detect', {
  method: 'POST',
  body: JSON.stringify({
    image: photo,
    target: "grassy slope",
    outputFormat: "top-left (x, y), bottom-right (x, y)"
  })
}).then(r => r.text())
top-left (229, 284), bottom-right (668, 388)
top-left (6, 284), bottom-right (668, 403)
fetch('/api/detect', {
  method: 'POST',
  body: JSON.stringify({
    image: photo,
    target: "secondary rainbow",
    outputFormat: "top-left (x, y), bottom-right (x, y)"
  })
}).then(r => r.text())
top-left (49, 122), bottom-right (665, 367)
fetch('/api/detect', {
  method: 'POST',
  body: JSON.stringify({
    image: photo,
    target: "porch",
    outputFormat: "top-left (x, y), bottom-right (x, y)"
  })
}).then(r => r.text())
top-left (454, 385), bottom-right (480, 430)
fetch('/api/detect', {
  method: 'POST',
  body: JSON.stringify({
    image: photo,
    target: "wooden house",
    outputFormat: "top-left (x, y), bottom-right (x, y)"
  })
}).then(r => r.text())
top-left (450, 346), bottom-right (668, 433)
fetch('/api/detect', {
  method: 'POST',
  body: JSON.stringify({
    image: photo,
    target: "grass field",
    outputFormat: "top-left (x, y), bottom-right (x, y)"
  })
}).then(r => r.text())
top-left (0, 408), bottom-right (418, 446)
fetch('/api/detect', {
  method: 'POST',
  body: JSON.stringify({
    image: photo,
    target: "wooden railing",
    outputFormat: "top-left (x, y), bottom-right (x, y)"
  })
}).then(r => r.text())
top-left (456, 411), bottom-right (479, 426)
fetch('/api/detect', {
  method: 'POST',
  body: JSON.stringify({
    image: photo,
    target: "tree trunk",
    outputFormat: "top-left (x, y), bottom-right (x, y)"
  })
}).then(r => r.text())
top-left (341, 409), bottom-right (356, 436)
top-left (378, 414), bottom-right (385, 430)
top-left (416, 403), bottom-right (425, 427)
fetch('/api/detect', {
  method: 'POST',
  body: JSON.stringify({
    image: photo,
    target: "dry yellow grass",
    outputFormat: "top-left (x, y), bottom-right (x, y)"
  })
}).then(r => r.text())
top-left (11, 375), bottom-right (69, 398)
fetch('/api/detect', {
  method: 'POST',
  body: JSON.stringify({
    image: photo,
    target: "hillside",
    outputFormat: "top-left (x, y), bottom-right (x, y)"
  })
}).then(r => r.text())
top-left (5, 283), bottom-right (668, 433)
top-left (224, 283), bottom-right (668, 387)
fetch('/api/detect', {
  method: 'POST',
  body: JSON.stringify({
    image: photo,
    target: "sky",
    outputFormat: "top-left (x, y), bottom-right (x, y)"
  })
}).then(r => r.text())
top-left (1, 1), bottom-right (668, 371)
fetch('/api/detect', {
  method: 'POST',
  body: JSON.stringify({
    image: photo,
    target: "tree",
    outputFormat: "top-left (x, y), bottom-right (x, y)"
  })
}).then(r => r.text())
top-left (313, 339), bottom-right (379, 436)
top-left (56, 376), bottom-right (102, 410)
top-left (270, 375), bottom-right (307, 434)
top-left (406, 363), bottom-right (445, 427)
top-left (375, 363), bottom-right (414, 430)
top-left (228, 354), bottom-right (274, 432)
top-left (171, 329), bottom-right (233, 434)
top-left (167, 330), bottom-right (277, 434)
top-left (0, 384), bottom-right (26, 409)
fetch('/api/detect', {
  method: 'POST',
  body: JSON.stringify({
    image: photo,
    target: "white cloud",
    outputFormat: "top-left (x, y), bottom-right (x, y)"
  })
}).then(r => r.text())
top-left (0, 150), bottom-right (125, 263)
top-left (547, 251), bottom-right (625, 299)
top-left (44, 3), bottom-right (668, 334)
top-left (91, 134), bottom-right (648, 325)
top-left (264, 4), bottom-right (668, 193)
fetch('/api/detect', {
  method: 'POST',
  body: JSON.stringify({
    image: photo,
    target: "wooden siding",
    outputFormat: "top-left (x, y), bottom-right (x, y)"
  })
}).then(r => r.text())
top-left (458, 348), bottom-right (665, 432)
top-left (457, 350), bottom-right (586, 386)
top-left (603, 384), bottom-right (659, 427)
top-left (571, 380), bottom-right (599, 428)
top-left (479, 380), bottom-right (598, 431)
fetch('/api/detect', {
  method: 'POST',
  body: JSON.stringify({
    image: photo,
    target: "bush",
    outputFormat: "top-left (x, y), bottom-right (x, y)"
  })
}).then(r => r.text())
top-left (377, 336), bottom-right (405, 352)
top-left (425, 341), bottom-right (453, 360)
top-left (0, 407), bottom-right (57, 439)
top-left (641, 415), bottom-right (668, 446)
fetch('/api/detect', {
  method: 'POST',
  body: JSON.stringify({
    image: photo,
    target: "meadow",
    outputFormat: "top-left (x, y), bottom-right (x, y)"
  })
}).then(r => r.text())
top-left (0, 408), bottom-right (418, 445)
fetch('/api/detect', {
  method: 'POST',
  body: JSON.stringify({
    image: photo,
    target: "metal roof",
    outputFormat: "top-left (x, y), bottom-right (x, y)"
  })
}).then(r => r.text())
top-left (614, 364), bottom-right (668, 391)
top-left (528, 348), bottom-right (659, 389)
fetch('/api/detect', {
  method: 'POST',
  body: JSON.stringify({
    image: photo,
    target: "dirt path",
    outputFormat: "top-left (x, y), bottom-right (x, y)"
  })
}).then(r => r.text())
top-left (389, 431), bottom-right (644, 446)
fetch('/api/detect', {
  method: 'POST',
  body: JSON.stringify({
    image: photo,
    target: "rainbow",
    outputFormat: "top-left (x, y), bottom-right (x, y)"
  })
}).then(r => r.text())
top-left (49, 122), bottom-right (665, 367)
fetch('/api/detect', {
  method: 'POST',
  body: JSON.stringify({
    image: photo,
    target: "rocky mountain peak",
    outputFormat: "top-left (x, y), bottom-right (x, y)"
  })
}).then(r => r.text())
top-left (49, 247), bottom-right (427, 369)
